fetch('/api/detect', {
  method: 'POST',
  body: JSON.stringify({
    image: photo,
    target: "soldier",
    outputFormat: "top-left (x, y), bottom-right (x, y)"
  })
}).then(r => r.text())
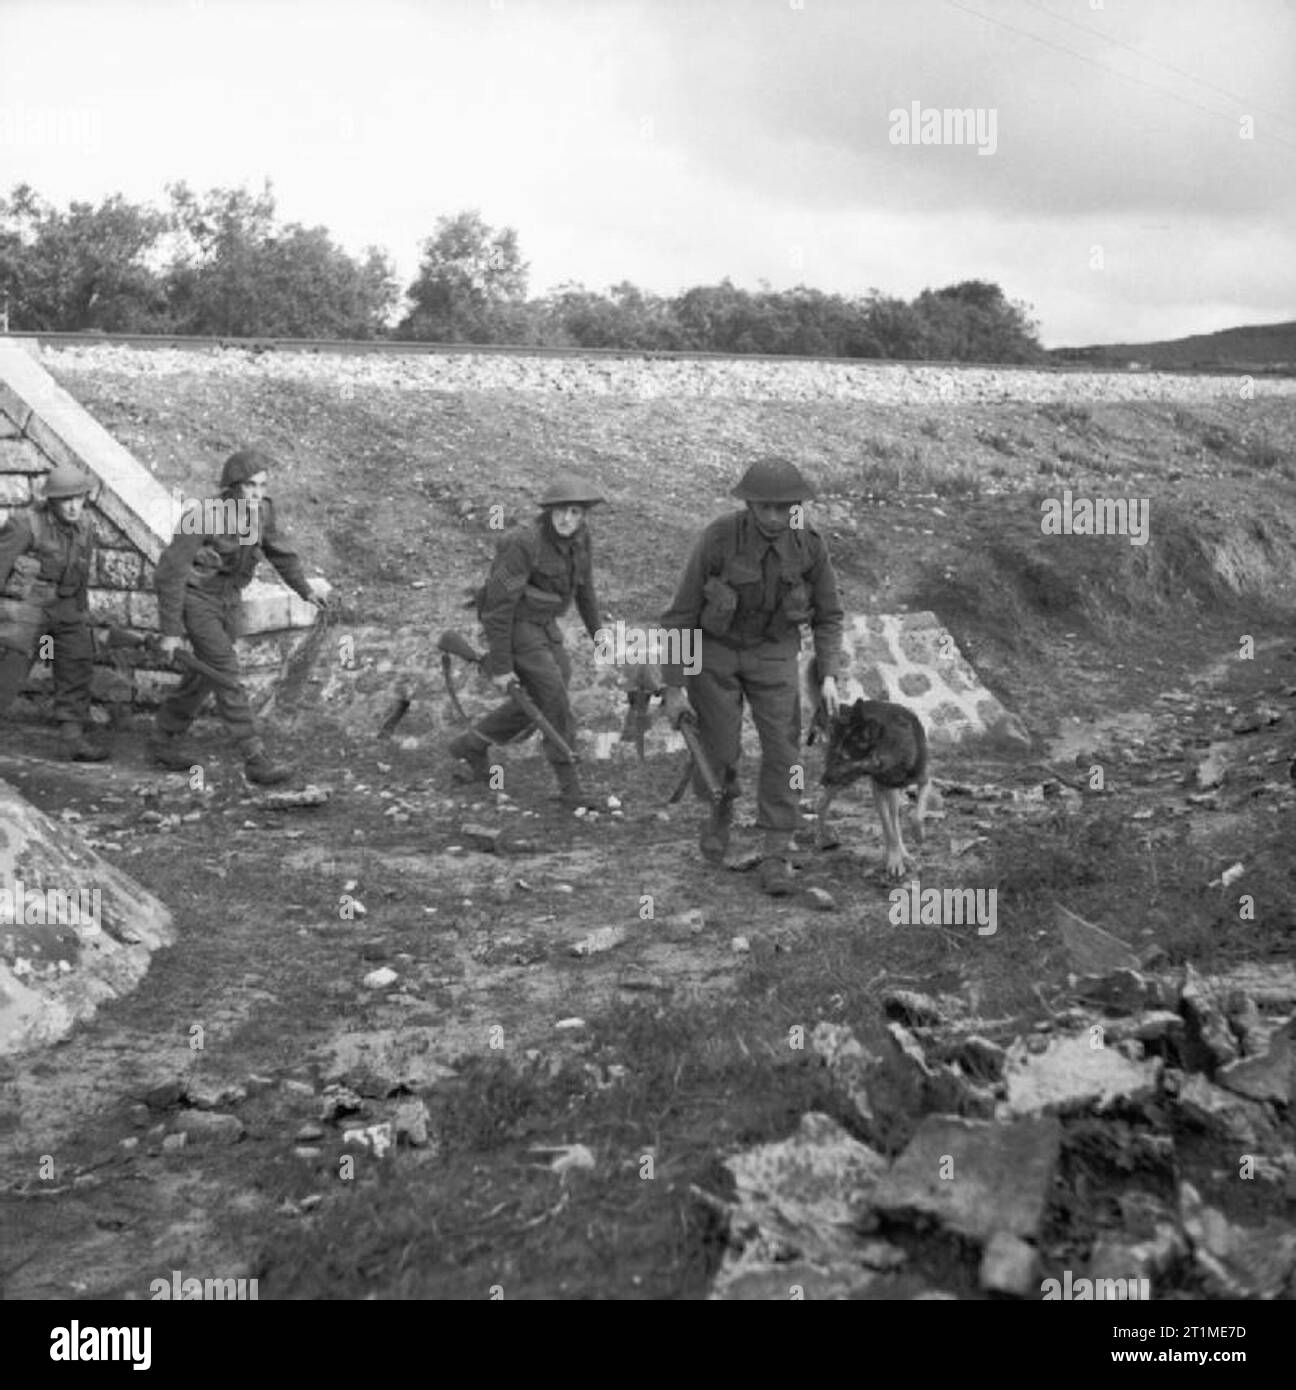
top-left (150, 448), bottom-right (330, 784)
top-left (448, 474), bottom-right (605, 808)
top-left (658, 458), bottom-right (845, 895)
top-left (0, 463), bottom-right (109, 761)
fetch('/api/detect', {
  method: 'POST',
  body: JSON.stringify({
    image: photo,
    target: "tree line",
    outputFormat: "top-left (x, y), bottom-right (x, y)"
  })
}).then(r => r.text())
top-left (0, 184), bottom-right (1044, 362)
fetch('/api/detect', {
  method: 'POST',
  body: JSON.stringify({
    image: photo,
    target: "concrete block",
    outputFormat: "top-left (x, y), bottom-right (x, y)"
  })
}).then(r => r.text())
top-left (0, 439), bottom-right (45, 474)
top-left (134, 670), bottom-right (182, 704)
top-left (94, 549), bottom-right (142, 589)
top-left (238, 586), bottom-right (291, 633)
top-left (0, 472), bottom-right (33, 505)
top-left (127, 591), bottom-right (158, 630)
top-left (0, 410), bottom-right (21, 439)
top-left (88, 589), bottom-right (130, 626)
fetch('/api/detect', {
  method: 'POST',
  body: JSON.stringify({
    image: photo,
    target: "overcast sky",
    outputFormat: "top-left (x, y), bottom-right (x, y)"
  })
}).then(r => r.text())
top-left (1, 0), bottom-right (1293, 346)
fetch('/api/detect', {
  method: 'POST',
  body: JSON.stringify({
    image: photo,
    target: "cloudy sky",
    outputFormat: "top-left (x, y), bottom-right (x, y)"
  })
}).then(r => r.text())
top-left (1, 0), bottom-right (1293, 346)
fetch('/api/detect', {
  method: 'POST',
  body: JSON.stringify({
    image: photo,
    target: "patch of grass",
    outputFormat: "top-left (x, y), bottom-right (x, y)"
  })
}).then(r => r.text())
top-left (1039, 403), bottom-right (1094, 430)
top-left (1056, 446), bottom-right (1089, 468)
top-left (1200, 423), bottom-right (1236, 454)
top-left (1242, 435), bottom-right (1284, 471)
top-left (919, 417), bottom-right (942, 439)
top-left (974, 427), bottom-right (1015, 455)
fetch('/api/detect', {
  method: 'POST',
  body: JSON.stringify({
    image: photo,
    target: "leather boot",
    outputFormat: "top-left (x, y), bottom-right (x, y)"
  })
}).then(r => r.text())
top-left (449, 731), bottom-right (492, 784)
top-left (758, 830), bottom-right (796, 896)
top-left (150, 729), bottom-right (197, 771)
top-left (554, 760), bottom-right (597, 809)
top-left (241, 738), bottom-right (293, 786)
top-left (59, 722), bottom-right (110, 762)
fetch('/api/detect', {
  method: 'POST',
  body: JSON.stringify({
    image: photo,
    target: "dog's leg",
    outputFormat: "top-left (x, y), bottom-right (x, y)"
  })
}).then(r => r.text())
top-left (912, 776), bottom-right (933, 846)
top-left (872, 783), bottom-right (908, 878)
top-left (814, 784), bottom-right (841, 851)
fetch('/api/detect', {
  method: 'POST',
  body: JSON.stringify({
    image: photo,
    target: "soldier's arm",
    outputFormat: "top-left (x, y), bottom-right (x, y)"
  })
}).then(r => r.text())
top-left (574, 539), bottom-right (602, 640)
top-left (479, 530), bottom-right (534, 677)
top-left (658, 531), bottom-right (711, 687)
top-left (258, 501), bottom-right (313, 601)
top-left (807, 534), bottom-right (846, 680)
top-left (0, 514), bottom-right (35, 591)
top-left (153, 530), bottom-right (208, 637)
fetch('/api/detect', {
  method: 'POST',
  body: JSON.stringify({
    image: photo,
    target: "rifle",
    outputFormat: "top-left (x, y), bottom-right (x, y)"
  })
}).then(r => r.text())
top-left (668, 709), bottom-right (729, 807)
top-left (435, 629), bottom-right (579, 764)
top-left (101, 625), bottom-right (245, 696)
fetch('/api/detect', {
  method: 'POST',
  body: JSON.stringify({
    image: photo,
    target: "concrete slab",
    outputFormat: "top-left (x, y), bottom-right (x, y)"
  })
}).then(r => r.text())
top-left (0, 777), bottom-right (173, 1055)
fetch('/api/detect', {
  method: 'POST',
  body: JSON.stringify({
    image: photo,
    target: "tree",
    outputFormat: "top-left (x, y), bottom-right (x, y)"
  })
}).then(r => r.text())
top-left (399, 211), bottom-right (529, 342)
top-left (164, 181), bottom-right (397, 337)
top-left (913, 280), bottom-right (1044, 363)
top-left (0, 184), bottom-right (169, 331)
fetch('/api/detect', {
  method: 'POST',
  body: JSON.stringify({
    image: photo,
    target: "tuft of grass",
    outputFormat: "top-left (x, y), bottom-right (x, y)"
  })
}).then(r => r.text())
top-left (974, 427), bottom-right (1015, 455)
top-left (1039, 403), bottom-right (1093, 430)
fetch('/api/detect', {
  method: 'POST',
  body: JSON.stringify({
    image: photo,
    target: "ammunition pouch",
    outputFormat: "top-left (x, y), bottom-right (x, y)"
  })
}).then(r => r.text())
top-left (699, 576), bottom-right (739, 636)
top-left (1, 554), bottom-right (43, 602)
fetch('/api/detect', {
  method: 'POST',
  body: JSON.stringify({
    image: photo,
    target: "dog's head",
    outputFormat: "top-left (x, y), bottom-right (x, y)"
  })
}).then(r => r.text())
top-left (820, 698), bottom-right (889, 787)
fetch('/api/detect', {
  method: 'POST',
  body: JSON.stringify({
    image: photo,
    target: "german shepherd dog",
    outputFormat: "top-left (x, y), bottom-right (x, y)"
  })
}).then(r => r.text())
top-left (804, 658), bottom-right (933, 878)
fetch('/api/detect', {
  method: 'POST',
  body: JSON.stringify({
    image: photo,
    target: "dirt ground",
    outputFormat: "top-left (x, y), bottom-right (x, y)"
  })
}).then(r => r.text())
top-left (1, 358), bottom-right (1294, 1299)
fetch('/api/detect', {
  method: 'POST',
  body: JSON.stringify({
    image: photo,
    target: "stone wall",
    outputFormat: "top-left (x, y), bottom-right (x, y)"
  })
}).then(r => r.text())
top-left (0, 340), bottom-right (318, 717)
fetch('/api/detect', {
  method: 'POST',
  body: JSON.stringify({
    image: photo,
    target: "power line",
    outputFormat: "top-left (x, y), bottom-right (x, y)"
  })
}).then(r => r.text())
top-left (1021, 0), bottom-right (1296, 135)
top-left (942, 0), bottom-right (1296, 155)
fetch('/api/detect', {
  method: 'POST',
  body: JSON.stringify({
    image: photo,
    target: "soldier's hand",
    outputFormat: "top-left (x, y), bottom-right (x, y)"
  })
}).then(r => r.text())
top-left (157, 635), bottom-right (183, 661)
top-left (821, 675), bottom-right (840, 718)
top-left (661, 686), bottom-right (691, 728)
top-left (306, 576), bottom-right (333, 609)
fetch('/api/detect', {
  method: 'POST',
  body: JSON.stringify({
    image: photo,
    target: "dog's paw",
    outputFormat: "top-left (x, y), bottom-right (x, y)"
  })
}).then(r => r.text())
top-left (883, 850), bottom-right (913, 878)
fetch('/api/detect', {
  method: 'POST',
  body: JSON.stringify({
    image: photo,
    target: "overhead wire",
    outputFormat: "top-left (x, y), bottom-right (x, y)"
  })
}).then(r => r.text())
top-left (941, 0), bottom-right (1296, 155)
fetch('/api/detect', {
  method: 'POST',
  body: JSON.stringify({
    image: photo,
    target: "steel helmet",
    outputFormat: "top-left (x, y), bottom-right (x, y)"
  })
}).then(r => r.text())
top-left (43, 462), bottom-right (95, 499)
top-left (539, 473), bottom-right (606, 508)
top-left (731, 457), bottom-right (816, 503)
top-left (220, 448), bottom-right (277, 490)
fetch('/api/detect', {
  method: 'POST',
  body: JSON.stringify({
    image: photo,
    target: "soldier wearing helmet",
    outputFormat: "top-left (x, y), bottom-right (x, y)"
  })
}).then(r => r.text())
top-left (658, 457), bottom-right (845, 895)
top-left (0, 463), bottom-right (109, 760)
top-left (150, 448), bottom-right (331, 785)
top-left (448, 473), bottom-right (606, 807)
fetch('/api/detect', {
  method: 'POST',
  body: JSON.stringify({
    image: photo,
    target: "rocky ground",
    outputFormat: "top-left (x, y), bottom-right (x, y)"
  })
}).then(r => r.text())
top-left (0, 345), bottom-right (1294, 1301)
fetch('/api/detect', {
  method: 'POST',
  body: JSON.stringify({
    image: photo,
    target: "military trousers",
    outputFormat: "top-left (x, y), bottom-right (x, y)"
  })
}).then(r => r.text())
top-left (686, 635), bottom-right (802, 832)
top-left (0, 592), bottom-right (95, 726)
top-left (473, 620), bottom-right (575, 764)
top-left (156, 586), bottom-right (259, 749)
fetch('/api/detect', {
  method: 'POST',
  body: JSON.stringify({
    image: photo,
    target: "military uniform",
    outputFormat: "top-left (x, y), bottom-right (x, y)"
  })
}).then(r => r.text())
top-left (152, 451), bottom-right (318, 781)
top-left (0, 467), bottom-right (106, 759)
top-left (660, 459), bottom-right (844, 887)
top-left (448, 474), bottom-right (605, 805)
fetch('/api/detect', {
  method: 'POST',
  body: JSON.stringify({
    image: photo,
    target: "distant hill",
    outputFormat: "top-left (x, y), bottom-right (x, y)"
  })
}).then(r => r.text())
top-left (1050, 319), bottom-right (1296, 373)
